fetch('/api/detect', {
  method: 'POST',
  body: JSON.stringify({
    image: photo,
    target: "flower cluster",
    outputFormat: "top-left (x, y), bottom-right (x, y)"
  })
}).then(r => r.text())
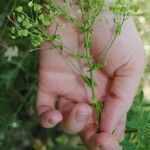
top-left (9, 1), bottom-right (58, 47)
top-left (110, 0), bottom-right (139, 18)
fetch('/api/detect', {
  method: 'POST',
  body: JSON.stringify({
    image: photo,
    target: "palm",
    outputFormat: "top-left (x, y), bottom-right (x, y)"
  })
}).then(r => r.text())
top-left (38, 23), bottom-right (110, 104)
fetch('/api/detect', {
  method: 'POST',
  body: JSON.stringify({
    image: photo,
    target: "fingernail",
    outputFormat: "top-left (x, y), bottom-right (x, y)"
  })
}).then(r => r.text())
top-left (47, 119), bottom-right (57, 128)
top-left (48, 119), bottom-right (52, 124)
top-left (75, 111), bottom-right (89, 123)
top-left (48, 118), bottom-right (58, 125)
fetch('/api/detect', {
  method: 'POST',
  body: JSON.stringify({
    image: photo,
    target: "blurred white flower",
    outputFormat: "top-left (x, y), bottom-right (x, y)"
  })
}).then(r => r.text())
top-left (4, 46), bottom-right (18, 61)
top-left (11, 121), bottom-right (19, 128)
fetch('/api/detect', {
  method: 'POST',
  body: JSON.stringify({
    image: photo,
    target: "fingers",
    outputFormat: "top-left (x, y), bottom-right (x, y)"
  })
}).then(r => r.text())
top-left (39, 108), bottom-right (63, 128)
top-left (36, 47), bottom-right (87, 128)
top-left (80, 123), bottom-right (97, 146)
top-left (94, 133), bottom-right (121, 150)
top-left (59, 98), bottom-right (92, 134)
top-left (81, 124), bottom-right (121, 150)
top-left (113, 115), bottom-right (126, 142)
top-left (100, 61), bottom-right (146, 133)
top-left (37, 47), bottom-right (89, 128)
top-left (36, 87), bottom-right (63, 128)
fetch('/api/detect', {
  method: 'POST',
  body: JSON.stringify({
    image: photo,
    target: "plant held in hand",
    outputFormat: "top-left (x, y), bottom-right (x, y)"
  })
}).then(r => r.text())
top-left (9, 0), bottom-right (139, 134)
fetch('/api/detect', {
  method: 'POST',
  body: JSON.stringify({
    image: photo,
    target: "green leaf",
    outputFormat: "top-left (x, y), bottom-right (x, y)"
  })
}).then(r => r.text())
top-left (33, 3), bottom-right (42, 12)
top-left (92, 97), bottom-right (103, 120)
top-left (28, 1), bottom-right (33, 8)
top-left (22, 18), bottom-right (33, 29)
top-left (75, 53), bottom-right (92, 59)
top-left (81, 76), bottom-right (97, 88)
top-left (76, 9), bottom-right (82, 15)
top-left (141, 111), bottom-right (149, 125)
top-left (144, 123), bottom-right (150, 128)
top-left (10, 27), bottom-right (16, 34)
top-left (88, 61), bottom-right (107, 72)
top-left (17, 16), bottom-right (22, 23)
top-left (39, 11), bottom-right (55, 26)
top-left (18, 29), bottom-right (29, 37)
top-left (137, 129), bottom-right (144, 142)
top-left (115, 22), bottom-right (121, 36)
top-left (135, 90), bottom-right (144, 104)
top-left (120, 140), bottom-right (136, 150)
top-left (31, 35), bottom-right (44, 47)
top-left (62, 5), bottom-right (69, 12)
top-left (15, 6), bottom-right (23, 13)
top-left (127, 121), bottom-right (141, 129)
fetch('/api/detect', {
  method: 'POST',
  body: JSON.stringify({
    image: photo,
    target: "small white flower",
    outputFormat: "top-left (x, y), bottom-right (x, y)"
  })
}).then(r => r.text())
top-left (4, 46), bottom-right (18, 61)
top-left (11, 121), bottom-right (19, 128)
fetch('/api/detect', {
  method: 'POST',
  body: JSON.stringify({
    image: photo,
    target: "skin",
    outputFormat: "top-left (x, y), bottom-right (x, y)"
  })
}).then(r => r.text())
top-left (36, 0), bottom-right (147, 149)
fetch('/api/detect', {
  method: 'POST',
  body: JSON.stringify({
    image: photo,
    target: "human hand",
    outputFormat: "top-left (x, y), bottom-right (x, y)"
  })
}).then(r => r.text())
top-left (36, 0), bottom-right (109, 134)
top-left (36, 0), bottom-right (147, 149)
top-left (62, 16), bottom-right (146, 150)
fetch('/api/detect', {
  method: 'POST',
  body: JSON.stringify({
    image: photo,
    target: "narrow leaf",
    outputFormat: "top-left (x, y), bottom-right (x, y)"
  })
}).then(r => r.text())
top-left (81, 76), bottom-right (97, 88)
top-left (120, 140), bottom-right (136, 150)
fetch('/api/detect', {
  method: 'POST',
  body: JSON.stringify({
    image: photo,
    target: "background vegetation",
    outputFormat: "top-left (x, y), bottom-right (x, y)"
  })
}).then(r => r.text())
top-left (0, 0), bottom-right (150, 149)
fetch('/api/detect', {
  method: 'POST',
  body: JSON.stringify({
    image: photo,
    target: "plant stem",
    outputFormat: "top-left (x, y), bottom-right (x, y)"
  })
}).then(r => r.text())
top-left (83, 24), bottom-right (102, 128)
top-left (85, 32), bottom-right (96, 98)
top-left (78, 1), bottom-right (104, 129)
top-left (99, 33), bottom-right (118, 61)
top-left (98, 16), bottom-right (126, 61)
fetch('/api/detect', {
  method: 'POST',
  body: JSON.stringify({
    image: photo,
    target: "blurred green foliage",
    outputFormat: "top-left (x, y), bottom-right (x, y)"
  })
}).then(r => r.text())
top-left (0, 0), bottom-right (150, 150)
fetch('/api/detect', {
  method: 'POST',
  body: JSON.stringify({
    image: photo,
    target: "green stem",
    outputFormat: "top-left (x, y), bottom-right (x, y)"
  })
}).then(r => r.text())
top-left (84, 31), bottom-right (96, 99)
top-left (51, 0), bottom-right (81, 27)
top-left (79, 1), bottom-right (104, 129)
top-left (99, 33), bottom-right (118, 61)
top-left (83, 26), bottom-right (102, 127)
top-left (98, 17), bottom-right (126, 62)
